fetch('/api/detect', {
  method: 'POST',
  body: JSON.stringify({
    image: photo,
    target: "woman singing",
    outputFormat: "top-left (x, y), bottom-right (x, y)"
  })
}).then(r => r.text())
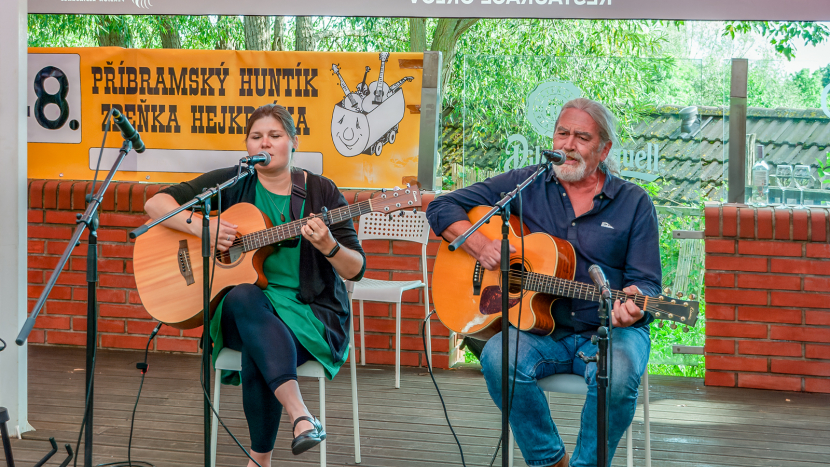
top-left (145, 104), bottom-right (365, 466)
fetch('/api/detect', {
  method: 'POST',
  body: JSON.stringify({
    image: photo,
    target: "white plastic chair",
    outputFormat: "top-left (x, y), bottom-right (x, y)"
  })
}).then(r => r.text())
top-left (349, 210), bottom-right (432, 388)
top-left (210, 282), bottom-right (361, 467)
top-left (508, 373), bottom-right (650, 467)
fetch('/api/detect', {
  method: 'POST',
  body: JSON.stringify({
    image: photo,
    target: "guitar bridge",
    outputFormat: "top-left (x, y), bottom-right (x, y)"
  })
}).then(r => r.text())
top-left (177, 240), bottom-right (195, 286)
top-left (472, 261), bottom-right (483, 296)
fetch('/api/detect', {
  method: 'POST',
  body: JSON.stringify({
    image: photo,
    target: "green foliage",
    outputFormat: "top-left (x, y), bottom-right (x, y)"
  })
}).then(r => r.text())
top-left (723, 21), bottom-right (830, 61)
top-left (818, 151), bottom-right (830, 186)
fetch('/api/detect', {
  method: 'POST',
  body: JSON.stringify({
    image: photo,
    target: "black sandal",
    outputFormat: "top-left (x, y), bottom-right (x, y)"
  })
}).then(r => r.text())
top-left (291, 415), bottom-right (326, 456)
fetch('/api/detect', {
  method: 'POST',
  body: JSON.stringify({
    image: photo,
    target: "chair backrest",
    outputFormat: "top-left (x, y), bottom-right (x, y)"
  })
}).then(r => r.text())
top-left (357, 210), bottom-right (431, 245)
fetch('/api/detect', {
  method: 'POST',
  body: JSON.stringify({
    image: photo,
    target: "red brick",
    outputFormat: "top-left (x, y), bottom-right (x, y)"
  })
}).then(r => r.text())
top-left (28, 240), bottom-right (44, 254)
top-left (737, 274), bottom-right (800, 291)
top-left (363, 349), bottom-right (420, 367)
top-left (756, 207), bottom-right (773, 239)
top-left (43, 181), bottom-right (59, 209)
top-left (705, 288), bottom-right (767, 306)
top-left (98, 229), bottom-right (128, 243)
top-left (99, 304), bottom-right (150, 319)
top-left (145, 184), bottom-right (165, 199)
top-left (774, 208), bottom-right (791, 240)
top-left (770, 326), bottom-right (830, 343)
top-left (28, 285), bottom-right (71, 300)
top-left (738, 374), bottom-right (801, 391)
top-left (361, 240), bottom-right (389, 254)
top-left (28, 330), bottom-right (45, 344)
top-left (101, 334), bottom-right (147, 350)
top-left (46, 301), bottom-right (88, 316)
top-left (770, 258), bottom-right (829, 275)
top-left (738, 340), bottom-right (802, 357)
top-left (722, 205), bottom-right (738, 237)
top-left (70, 258), bottom-right (124, 273)
top-left (29, 180), bottom-right (46, 209)
top-left (738, 207), bottom-right (755, 238)
top-left (806, 311), bottom-right (830, 326)
top-left (805, 276), bottom-right (830, 292)
top-left (73, 317), bottom-right (125, 333)
top-left (737, 306), bottom-right (801, 324)
top-left (46, 241), bottom-right (87, 257)
top-left (806, 244), bottom-right (830, 259)
top-left (129, 290), bottom-right (142, 304)
top-left (400, 336), bottom-right (450, 353)
top-left (72, 182), bottom-right (91, 210)
top-left (705, 256), bottom-right (767, 272)
top-left (392, 271), bottom-right (431, 287)
top-left (126, 320), bottom-right (180, 336)
top-left (805, 378), bottom-right (830, 393)
top-left (74, 287), bottom-right (125, 303)
top-left (366, 255), bottom-right (421, 271)
top-left (182, 327), bottom-right (204, 338)
top-left (132, 184), bottom-right (146, 213)
top-left (792, 209), bottom-right (809, 241)
top-left (362, 318), bottom-right (420, 335)
top-left (806, 344), bottom-right (830, 359)
top-left (429, 320), bottom-right (450, 337)
top-left (705, 322), bottom-right (767, 339)
top-left (54, 272), bottom-right (87, 286)
top-left (737, 240), bottom-right (802, 257)
top-left (116, 183), bottom-right (132, 212)
top-left (28, 270), bottom-right (43, 284)
top-left (705, 272), bottom-right (734, 288)
top-left (100, 185), bottom-right (116, 211)
top-left (101, 244), bottom-right (134, 259)
top-left (28, 256), bottom-right (61, 270)
top-left (704, 371), bottom-right (736, 387)
top-left (771, 291), bottom-right (830, 309)
top-left (44, 211), bottom-right (80, 224)
top-left (34, 316), bottom-right (71, 330)
top-left (47, 331), bottom-right (87, 346)
top-left (704, 304), bottom-right (735, 321)
top-left (810, 210), bottom-right (827, 242)
top-left (771, 359), bottom-right (830, 377)
top-left (705, 240), bottom-right (735, 254)
top-left (707, 355), bottom-right (767, 372)
top-left (704, 204), bottom-right (720, 237)
top-left (99, 274), bottom-right (136, 289)
top-left (57, 181), bottom-right (73, 210)
top-left (704, 339), bottom-right (735, 354)
top-left (156, 338), bottom-right (199, 353)
top-left (393, 241), bottom-right (439, 257)
top-left (99, 212), bottom-right (148, 228)
top-left (358, 334), bottom-right (391, 350)
top-left (28, 209), bottom-right (43, 223)
top-left (126, 261), bottom-right (134, 274)
top-left (28, 225), bottom-right (73, 240)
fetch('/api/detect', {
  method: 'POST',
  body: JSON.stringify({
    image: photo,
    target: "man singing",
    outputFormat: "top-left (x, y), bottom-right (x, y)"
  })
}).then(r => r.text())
top-left (426, 98), bottom-right (661, 467)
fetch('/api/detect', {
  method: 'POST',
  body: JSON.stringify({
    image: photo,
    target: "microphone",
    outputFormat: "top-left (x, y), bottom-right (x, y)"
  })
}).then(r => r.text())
top-left (588, 264), bottom-right (612, 299)
top-left (540, 149), bottom-right (567, 165)
top-left (110, 108), bottom-right (145, 153)
top-left (240, 151), bottom-right (272, 166)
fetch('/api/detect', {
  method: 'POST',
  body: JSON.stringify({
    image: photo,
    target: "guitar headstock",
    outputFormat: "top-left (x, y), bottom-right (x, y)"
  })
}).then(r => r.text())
top-left (332, 63), bottom-right (341, 74)
top-left (369, 186), bottom-right (422, 214)
top-left (379, 52), bottom-right (390, 63)
top-left (644, 293), bottom-right (700, 328)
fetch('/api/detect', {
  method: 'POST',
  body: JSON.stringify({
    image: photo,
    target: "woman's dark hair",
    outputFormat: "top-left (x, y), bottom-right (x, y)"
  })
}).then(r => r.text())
top-left (244, 104), bottom-right (297, 140)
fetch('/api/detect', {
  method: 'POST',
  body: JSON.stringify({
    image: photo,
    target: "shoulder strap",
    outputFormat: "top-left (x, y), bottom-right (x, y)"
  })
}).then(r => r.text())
top-left (290, 167), bottom-right (307, 220)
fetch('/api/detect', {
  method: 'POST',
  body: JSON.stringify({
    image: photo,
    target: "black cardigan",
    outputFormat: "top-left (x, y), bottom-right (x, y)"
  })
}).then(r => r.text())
top-left (158, 166), bottom-right (366, 363)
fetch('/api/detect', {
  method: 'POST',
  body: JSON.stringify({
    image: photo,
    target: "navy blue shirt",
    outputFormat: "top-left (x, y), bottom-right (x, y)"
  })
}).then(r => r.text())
top-left (426, 165), bottom-right (662, 339)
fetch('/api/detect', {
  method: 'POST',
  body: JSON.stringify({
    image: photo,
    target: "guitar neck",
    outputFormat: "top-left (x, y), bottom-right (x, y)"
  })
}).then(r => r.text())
top-left (522, 271), bottom-right (649, 311)
top-left (375, 61), bottom-right (387, 96)
top-left (239, 200), bottom-right (372, 252)
top-left (334, 71), bottom-right (357, 106)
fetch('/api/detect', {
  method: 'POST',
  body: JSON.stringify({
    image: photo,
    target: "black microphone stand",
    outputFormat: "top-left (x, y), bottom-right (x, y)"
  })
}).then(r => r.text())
top-left (578, 283), bottom-right (614, 466)
top-left (129, 163), bottom-right (256, 467)
top-left (448, 160), bottom-right (552, 467)
top-left (17, 139), bottom-right (134, 467)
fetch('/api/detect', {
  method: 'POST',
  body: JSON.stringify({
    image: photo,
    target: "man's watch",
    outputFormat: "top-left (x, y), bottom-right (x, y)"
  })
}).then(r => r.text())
top-left (324, 241), bottom-right (341, 258)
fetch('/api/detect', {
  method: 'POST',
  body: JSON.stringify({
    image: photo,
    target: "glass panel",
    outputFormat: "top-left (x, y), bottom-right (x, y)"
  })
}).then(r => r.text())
top-left (744, 58), bottom-right (830, 207)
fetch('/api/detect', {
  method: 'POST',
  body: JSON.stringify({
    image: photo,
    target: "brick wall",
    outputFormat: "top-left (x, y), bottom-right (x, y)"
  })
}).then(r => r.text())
top-left (27, 179), bottom-right (448, 369)
top-left (704, 203), bottom-right (830, 393)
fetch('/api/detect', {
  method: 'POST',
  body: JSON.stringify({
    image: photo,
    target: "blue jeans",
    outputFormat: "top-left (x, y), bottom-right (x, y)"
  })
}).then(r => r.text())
top-left (480, 326), bottom-right (650, 467)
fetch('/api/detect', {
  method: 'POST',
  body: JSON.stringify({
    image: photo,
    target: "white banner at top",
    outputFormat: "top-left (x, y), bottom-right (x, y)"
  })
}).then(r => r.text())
top-left (27, 0), bottom-right (830, 21)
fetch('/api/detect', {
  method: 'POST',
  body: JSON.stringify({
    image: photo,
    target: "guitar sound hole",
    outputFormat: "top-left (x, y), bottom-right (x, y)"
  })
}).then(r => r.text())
top-left (507, 260), bottom-right (530, 295)
top-left (217, 245), bottom-right (243, 265)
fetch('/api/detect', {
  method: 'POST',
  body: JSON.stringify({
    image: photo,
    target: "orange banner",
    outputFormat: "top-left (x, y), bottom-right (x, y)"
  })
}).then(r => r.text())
top-left (27, 48), bottom-right (424, 188)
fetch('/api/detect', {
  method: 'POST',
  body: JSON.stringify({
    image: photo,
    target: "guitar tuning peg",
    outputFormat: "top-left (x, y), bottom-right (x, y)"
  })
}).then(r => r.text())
top-left (399, 210), bottom-right (405, 217)
top-left (657, 321), bottom-right (664, 328)
top-left (663, 287), bottom-right (671, 295)
top-left (381, 188), bottom-right (387, 193)
top-left (670, 323), bottom-right (677, 330)
top-left (677, 291), bottom-right (684, 298)
top-left (689, 293), bottom-right (696, 300)
top-left (683, 326), bottom-right (690, 333)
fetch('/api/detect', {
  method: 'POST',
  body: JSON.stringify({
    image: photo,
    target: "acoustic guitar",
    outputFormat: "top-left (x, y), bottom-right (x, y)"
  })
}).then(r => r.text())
top-left (432, 206), bottom-right (700, 340)
top-left (133, 186), bottom-right (421, 329)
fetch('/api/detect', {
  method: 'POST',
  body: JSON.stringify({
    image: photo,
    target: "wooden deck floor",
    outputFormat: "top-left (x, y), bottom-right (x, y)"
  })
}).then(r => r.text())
top-left (8, 345), bottom-right (830, 467)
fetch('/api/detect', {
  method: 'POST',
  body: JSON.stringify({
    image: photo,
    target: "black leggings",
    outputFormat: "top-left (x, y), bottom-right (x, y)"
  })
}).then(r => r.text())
top-left (220, 283), bottom-right (313, 453)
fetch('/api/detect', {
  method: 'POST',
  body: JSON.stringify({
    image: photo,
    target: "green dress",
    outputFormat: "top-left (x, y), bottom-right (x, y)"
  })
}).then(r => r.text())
top-left (210, 180), bottom-right (348, 385)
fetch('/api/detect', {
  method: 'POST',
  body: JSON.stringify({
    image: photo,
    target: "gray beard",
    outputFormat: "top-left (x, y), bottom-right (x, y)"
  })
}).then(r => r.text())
top-left (552, 151), bottom-right (587, 182)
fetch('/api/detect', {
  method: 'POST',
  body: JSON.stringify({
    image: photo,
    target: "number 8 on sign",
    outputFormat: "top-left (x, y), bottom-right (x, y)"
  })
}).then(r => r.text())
top-left (27, 53), bottom-right (82, 144)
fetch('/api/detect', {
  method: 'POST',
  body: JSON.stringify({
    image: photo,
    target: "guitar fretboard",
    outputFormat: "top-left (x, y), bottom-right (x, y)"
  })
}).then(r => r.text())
top-left (516, 270), bottom-right (649, 310)
top-left (238, 200), bottom-right (372, 252)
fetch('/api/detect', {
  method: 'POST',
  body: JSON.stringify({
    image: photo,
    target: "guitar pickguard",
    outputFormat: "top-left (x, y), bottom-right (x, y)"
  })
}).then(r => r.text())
top-left (480, 286), bottom-right (520, 315)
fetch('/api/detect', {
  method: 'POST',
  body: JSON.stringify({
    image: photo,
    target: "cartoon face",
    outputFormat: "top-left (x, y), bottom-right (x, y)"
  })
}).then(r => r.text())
top-left (331, 105), bottom-right (370, 157)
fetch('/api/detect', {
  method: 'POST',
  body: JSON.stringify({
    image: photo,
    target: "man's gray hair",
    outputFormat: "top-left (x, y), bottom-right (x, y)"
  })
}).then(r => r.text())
top-left (554, 98), bottom-right (620, 175)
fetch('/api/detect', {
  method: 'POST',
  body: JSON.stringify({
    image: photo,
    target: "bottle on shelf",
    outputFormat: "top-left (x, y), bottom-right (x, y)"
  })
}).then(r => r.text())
top-left (750, 144), bottom-right (770, 207)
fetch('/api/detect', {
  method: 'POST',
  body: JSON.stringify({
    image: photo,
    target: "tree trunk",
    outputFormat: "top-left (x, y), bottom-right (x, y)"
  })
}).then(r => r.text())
top-left (272, 16), bottom-right (285, 51)
top-left (409, 18), bottom-right (427, 52)
top-left (295, 16), bottom-right (315, 51)
top-left (96, 15), bottom-right (129, 47)
top-left (430, 19), bottom-right (478, 93)
top-left (244, 16), bottom-right (271, 51)
top-left (214, 16), bottom-right (240, 50)
top-left (158, 16), bottom-right (181, 49)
